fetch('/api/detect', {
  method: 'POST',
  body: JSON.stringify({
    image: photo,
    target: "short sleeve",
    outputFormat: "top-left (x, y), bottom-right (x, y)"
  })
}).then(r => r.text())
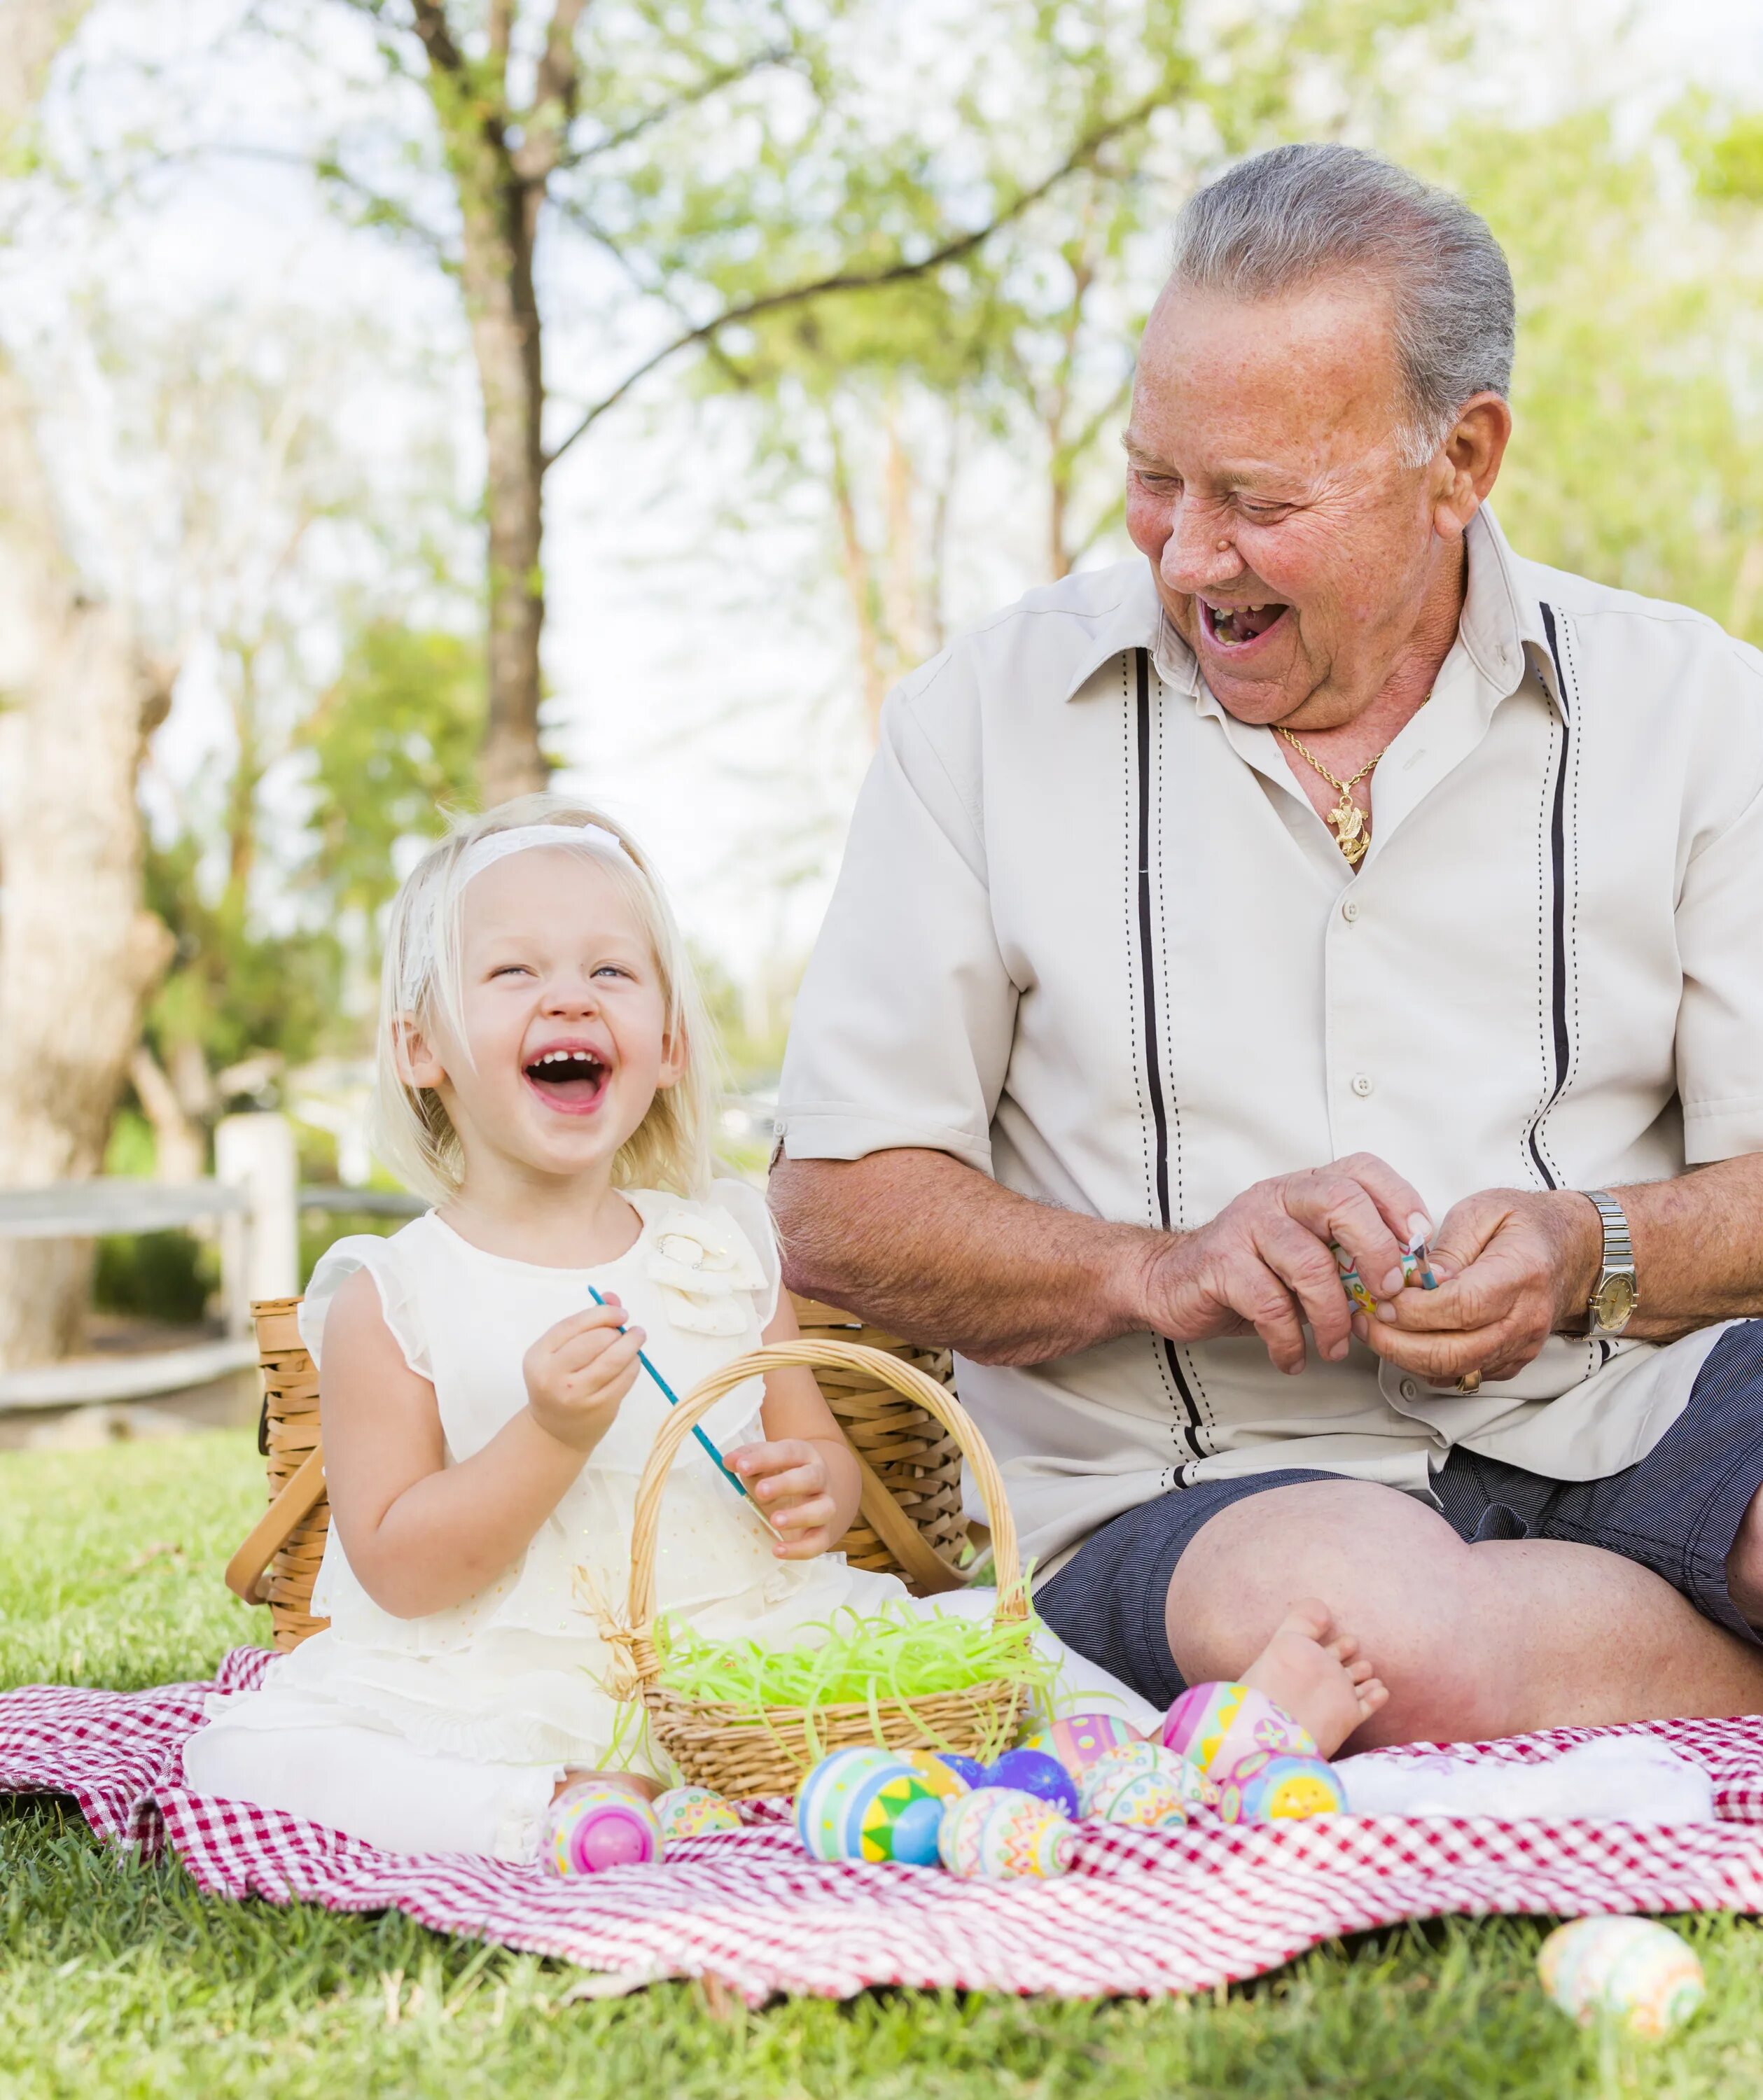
top-left (778, 669), bottom-right (1017, 1175)
top-left (706, 1177), bottom-right (781, 1330)
top-left (298, 1231), bottom-right (433, 1381)
top-left (1678, 766), bottom-right (1763, 1163)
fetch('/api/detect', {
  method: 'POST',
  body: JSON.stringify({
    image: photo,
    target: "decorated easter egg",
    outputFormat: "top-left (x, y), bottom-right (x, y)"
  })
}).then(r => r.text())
top-left (1162, 1681), bottom-right (1318, 1779)
top-left (1075, 1740), bottom-right (1203, 1830)
top-left (1214, 1751), bottom-right (1346, 1824)
top-left (1024, 1712), bottom-right (1141, 1782)
top-left (938, 1786), bottom-right (1076, 1881)
top-left (935, 1752), bottom-right (987, 1791)
top-left (900, 1749), bottom-right (971, 1801)
top-left (795, 1748), bottom-right (945, 1867)
top-left (653, 1786), bottom-right (741, 1843)
top-left (1538, 1918), bottom-right (1704, 2037)
top-left (544, 1783), bottom-right (663, 1875)
top-left (984, 1747), bottom-right (1081, 1819)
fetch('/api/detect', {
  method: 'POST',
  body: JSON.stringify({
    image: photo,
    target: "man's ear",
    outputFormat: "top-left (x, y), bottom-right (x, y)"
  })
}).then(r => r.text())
top-left (393, 1012), bottom-right (447, 1091)
top-left (1433, 392), bottom-right (1512, 536)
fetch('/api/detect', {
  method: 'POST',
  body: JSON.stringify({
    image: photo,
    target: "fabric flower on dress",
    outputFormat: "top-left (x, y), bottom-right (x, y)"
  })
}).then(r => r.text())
top-left (644, 1208), bottom-right (768, 1336)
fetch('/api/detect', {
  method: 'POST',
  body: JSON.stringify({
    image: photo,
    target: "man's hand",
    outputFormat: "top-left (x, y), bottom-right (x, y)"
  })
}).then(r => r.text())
top-left (1138, 1154), bottom-right (1433, 1375)
top-left (522, 1298), bottom-right (643, 1452)
top-left (1359, 1189), bottom-right (1602, 1384)
top-left (729, 1438), bottom-right (842, 1559)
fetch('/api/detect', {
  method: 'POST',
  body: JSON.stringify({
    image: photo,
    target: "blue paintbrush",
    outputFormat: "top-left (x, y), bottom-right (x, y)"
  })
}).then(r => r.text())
top-left (587, 1285), bottom-right (779, 1536)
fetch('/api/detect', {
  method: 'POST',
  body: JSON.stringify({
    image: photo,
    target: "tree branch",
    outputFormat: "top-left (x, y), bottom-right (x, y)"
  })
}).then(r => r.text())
top-left (553, 44), bottom-right (793, 172)
top-left (544, 87), bottom-right (1164, 470)
top-left (510, 0), bottom-right (588, 183)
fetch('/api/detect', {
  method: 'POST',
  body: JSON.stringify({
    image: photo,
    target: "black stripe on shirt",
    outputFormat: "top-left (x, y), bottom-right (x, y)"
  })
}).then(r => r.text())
top-left (1526, 602), bottom-right (1574, 1190)
top-left (1134, 648), bottom-right (1201, 1449)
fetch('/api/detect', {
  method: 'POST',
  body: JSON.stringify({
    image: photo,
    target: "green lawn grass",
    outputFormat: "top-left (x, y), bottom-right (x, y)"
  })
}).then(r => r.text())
top-left (2, 1433), bottom-right (1760, 2098)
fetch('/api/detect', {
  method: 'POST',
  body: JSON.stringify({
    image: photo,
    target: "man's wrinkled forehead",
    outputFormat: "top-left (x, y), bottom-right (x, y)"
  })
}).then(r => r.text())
top-left (1127, 275), bottom-right (1409, 470)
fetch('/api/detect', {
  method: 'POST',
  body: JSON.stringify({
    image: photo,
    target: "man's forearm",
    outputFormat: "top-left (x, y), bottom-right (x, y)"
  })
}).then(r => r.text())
top-left (1608, 1153), bottom-right (1763, 1342)
top-left (769, 1149), bottom-right (1162, 1364)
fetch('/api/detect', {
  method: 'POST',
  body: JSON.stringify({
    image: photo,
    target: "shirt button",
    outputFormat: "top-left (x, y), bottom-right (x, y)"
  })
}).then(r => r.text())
top-left (1399, 1378), bottom-right (1419, 1401)
top-left (1341, 899), bottom-right (1360, 923)
top-left (1351, 1073), bottom-right (1374, 1097)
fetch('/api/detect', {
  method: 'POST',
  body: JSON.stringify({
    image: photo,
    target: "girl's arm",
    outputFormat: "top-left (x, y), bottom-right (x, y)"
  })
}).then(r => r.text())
top-left (320, 1267), bottom-right (642, 1617)
top-left (728, 1292), bottom-right (864, 1559)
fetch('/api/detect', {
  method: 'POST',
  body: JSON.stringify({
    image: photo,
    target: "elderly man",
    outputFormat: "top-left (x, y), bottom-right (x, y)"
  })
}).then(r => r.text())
top-left (769, 143), bottom-right (1763, 1747)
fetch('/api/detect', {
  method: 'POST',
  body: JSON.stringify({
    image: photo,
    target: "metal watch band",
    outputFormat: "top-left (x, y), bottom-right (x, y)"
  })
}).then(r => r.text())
top-left (1582, 1189), bottom-right (1637, 1335)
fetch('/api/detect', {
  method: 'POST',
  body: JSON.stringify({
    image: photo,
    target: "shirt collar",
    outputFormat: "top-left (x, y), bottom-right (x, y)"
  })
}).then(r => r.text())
top-left (1096, 501), bottom-right (1559, 718)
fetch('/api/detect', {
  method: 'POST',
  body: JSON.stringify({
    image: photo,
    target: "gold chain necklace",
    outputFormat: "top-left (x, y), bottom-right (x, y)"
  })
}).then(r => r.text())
top-left (1274, 710), bottom-right (1422, 869)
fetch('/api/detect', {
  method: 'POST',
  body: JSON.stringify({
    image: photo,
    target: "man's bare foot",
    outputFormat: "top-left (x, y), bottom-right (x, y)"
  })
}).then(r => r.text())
top-left (1241, 1598), bottom-right (1388, 1759)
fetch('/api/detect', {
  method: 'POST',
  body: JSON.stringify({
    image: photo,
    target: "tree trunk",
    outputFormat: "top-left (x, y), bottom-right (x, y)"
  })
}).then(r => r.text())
top-left (452, 148), bottom-right (547, 805)
top-left (0, 351), bottom-right (174, 1371)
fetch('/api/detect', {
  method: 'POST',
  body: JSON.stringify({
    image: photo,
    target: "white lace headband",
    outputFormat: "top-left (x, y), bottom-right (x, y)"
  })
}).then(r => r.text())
top-left (455, 822), bottom-right (638, 888)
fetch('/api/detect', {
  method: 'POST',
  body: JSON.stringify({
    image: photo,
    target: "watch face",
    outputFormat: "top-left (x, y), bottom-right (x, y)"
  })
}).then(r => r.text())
top-left (1593, 1274), bottom-right (1638, 1331)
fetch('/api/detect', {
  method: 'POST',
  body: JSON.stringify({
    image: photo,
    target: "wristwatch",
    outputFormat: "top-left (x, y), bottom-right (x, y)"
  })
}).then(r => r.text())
top-left (1581, 1190), bottom-right (1638, 1338)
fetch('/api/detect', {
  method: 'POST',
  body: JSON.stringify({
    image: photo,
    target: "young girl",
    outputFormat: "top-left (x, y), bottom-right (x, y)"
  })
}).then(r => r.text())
top-left (186, 797), bottom-right (1384, 1861)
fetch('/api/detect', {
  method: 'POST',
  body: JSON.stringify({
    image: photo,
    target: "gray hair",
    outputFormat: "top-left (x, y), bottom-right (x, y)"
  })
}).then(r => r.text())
top-left (1168, 144), bottom-right (1514, 466)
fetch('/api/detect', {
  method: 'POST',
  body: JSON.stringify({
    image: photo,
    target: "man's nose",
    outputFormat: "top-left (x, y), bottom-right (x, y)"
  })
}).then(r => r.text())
top-left (1159, 499), bottom-right (1245, 596)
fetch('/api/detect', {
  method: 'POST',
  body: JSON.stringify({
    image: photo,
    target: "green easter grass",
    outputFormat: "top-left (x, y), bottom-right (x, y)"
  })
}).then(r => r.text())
top-left (655, 1602), bottom-right (1057, 1763)
top-left (4, 1429), bottom-right (1763, 2098)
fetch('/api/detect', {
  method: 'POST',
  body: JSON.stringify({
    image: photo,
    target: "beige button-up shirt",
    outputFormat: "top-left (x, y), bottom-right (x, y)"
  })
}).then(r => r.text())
top-left (779, 510), bottom-right (1763, 1571)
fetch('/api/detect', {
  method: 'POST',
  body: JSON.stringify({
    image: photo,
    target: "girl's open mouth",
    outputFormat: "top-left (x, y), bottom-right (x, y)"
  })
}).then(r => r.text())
top-left (1199, 597), bottom-right (1290, 652)
top-left (522, 1048), bottom-right (611, 1116)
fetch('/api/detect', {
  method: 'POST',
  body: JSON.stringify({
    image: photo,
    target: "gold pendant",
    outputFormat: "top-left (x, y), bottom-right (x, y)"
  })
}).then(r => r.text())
top-left (1328, 794), bottom-right (1368, 867)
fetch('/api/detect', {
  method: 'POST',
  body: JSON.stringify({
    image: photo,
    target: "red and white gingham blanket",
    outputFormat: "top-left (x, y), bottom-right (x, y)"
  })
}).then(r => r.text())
top-left (8, 1648), bottom-right (1763, 2003)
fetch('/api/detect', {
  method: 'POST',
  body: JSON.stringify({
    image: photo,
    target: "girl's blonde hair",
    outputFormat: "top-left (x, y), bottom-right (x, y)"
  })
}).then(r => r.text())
top-left (374, 792), bottom-right (719, 1205)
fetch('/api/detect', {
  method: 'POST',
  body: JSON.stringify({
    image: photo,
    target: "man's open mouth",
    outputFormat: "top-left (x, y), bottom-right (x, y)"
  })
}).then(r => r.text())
top-left (1200, 598), bottom-right (1290, 649)
top-left (522, 1047), bottom-right (611, 1114)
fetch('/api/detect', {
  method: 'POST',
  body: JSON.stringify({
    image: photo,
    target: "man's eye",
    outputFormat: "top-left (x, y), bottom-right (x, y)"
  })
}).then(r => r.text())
top-left (1238, 501), bottom-right (1288, 521)
top-left (1136, 470), bottom-right (1180, 493)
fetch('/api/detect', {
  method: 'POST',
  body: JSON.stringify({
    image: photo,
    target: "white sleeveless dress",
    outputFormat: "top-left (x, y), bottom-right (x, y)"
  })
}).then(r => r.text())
top-left (185, 1182), bottom-right (1155, 1858)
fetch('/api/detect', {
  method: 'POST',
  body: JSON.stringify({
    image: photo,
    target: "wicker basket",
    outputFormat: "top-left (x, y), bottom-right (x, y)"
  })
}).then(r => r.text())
top-left (225, 1294), bottom-right (970, 1649)
top-left (615, 1338), bottom-right (1026, 1798)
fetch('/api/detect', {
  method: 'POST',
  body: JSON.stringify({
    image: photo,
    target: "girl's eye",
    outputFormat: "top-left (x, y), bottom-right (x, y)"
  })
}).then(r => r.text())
top-left (592, 965), bottom-right (631, 981)
top-left (489, 964), bottom-right (532, 979)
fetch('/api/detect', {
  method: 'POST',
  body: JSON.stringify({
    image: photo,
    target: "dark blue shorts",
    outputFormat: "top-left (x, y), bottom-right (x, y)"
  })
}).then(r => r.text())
top-left (1036, 1320), bottom-right (1763, 1712)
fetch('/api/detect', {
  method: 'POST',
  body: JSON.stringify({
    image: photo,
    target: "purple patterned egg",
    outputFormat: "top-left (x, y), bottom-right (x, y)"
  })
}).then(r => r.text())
top-left (938, 1786), bottom-right (1075, 1880)
top-left (1024, 1712), bottom-right (1141, 1782)
top-left (1075, 1740), bottom-right (1205, 1829)
top-left (983, 1748), bottom-right (1080, 1819)
top-left (653, 1786), bottom-right (741, 1842)
top-left (1162, 1681), bottom-right (1317, 1779)
top-left (1214, 1751), bottom-right (1346, 1824)
top-left (543, 1783), bottom-right (663, 1875)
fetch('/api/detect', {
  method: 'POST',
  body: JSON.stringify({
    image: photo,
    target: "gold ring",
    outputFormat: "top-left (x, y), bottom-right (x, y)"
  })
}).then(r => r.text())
top-left (1455, 1371), bottom-right (1482, 1395)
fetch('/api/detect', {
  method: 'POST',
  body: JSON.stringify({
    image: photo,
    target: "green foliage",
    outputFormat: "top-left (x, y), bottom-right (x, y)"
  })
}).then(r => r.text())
top-left (6, 1434), bottom-right (1763, 2095)
top-left (144, 834), bottom-right (344, 1084)
top-left (1417, 111), bottom-right (1763, 645)
top-left (1693, 113), bottom-right (1763, 204)
top-left (92, 1231), bottom-right (214, 1326)
top-left (297, 620), bottom-right (483, 929)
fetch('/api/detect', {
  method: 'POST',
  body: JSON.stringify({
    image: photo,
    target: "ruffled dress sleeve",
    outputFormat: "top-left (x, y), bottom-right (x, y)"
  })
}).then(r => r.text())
top-left (298, 1229), bottom-right (433, 1382)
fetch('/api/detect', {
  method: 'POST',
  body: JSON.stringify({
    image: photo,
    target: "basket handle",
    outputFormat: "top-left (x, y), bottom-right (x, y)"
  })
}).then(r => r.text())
top-left (623, 1339), bottom-right (1025, 1687)
top-left (223, 1443), bottom-right (326, 1603)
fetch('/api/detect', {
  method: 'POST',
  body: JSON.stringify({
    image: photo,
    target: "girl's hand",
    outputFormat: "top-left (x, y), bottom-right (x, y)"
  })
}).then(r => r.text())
top-left (522, 1300), bottom-right (643, 1453)
top-left (730, 1438), bottom-right (842, 1560)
